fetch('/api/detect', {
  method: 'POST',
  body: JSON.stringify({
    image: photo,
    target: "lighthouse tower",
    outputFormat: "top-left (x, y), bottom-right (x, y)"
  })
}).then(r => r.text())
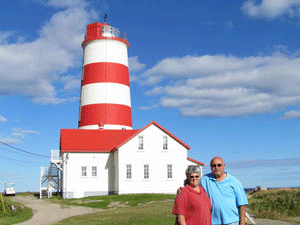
top-left (79, 19), bottom-right (132, 130)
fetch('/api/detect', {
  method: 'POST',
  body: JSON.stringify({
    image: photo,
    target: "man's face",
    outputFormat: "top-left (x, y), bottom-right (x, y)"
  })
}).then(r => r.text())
top-left (210, 158), bottom-right (225, 178)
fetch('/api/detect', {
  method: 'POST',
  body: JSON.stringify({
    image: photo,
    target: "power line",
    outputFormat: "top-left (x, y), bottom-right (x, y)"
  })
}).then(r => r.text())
top-left (0, 146), bottom-right (39, 157)
top-left (0, 155), bottom-right (44, 164)
top-left (0, 141), bottom-right (50, 158)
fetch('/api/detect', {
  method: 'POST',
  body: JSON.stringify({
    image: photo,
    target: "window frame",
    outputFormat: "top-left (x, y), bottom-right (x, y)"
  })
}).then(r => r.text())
top-left (92, 166), bottom-right (97, 177)
top-left (138, 136), bottom-right (144, 151)
top-left (81, 166), bottom-right (87, 177)
top-left (163, 136), bottom-right (168, 150)
top-left (144, 164), bottom-right (149, 179)
top-left (167, 164), bottom-right (172, 179)
top-left (126, 164), bottom-right (132, 179)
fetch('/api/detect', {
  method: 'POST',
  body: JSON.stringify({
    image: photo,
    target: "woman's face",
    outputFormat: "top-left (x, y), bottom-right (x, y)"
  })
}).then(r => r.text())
top-left (188, 172), bottom-right (200, 187)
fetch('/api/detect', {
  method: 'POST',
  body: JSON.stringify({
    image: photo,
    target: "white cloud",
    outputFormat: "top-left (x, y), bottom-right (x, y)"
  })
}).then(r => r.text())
top-left (0, 0), bottom-right (99, 104)
top-left (140, 50), bottom-right (300, 117)
top-left (0, 115), bottom-right (7, 123)
top-left (138, 104), bottom-right (159, 111)
top-left (129, 56), bottom-right (146, 72)
top-left (0, 128), bottom-right (40, 144)
top-left (226, 157), bottom-right (300, 168)
top-left (242, 0), bottom-right (300, 19)
top-left (281, 110), bottom-right (300, 119)
top-left (224, 21), bottom-right (235, 30)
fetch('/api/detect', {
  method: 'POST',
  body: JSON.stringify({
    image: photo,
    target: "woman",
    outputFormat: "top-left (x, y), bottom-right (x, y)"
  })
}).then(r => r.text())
top-left (173, 165), bottom-right (212, 225)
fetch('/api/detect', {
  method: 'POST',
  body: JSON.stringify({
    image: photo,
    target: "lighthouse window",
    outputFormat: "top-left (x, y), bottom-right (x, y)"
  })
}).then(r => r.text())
top-left (163, 136), bottom-right (168, 150)
top-left (81, 166), bottom-right (87, 177)
top-left (138, 136), bottom-right (143, 150)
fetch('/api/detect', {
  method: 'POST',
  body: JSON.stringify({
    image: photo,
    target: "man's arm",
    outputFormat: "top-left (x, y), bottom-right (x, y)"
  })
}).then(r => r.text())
top-left (239, 205), bottom-right (246, 225)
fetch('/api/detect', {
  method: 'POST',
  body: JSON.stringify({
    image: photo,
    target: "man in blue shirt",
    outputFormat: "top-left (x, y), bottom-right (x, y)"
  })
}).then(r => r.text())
top-left (201, 156), bottom-right (248, 225)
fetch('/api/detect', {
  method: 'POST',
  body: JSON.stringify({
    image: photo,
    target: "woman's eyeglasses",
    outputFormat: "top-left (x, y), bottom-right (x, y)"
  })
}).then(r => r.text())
top-left (189, 175), bottom-right (200, 178)
top-left (210, 164), bottom-right (223, 168)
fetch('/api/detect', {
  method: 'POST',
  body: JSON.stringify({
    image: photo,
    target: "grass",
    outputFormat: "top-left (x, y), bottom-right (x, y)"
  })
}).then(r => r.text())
top-left (48, 193), bottom-right (176, 209)
top-left (248, 188), bottom-right (300, 224)
top-left (0, 195), bottom-right (33, 225)
top-left (55, 200), bottom-right (175, 225)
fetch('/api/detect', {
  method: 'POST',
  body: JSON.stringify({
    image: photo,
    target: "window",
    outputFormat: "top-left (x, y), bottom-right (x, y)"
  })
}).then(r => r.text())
top-left (167, 164), bottom-right (172, 179)
top-left (144, 164), bottom-right (149, 179)
top-left (163, 136), bottom-right (168, 150)
top-left (126, 164), bottom-right (132, 179)
top-left (138, 136), bottom-right (143, 150)
top-left (81, 166), bottom-right (87, 177)
top-left (92, 166), bottom-right (97, 177)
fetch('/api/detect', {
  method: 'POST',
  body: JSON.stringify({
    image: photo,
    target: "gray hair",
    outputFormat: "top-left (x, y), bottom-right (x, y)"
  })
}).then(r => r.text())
top-left (185, 165), bottom-right (201, 177)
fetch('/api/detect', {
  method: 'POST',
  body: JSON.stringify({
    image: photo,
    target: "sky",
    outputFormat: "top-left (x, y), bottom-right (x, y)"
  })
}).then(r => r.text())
top-left (0, 0), bottom-right (300, 192)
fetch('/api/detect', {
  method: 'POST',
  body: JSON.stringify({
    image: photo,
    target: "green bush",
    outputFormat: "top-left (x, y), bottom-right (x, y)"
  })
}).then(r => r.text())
top-left (248, 188), bottom-right (300, 223)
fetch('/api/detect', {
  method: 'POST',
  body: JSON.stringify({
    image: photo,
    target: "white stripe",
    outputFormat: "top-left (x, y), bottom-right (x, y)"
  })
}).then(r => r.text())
top-left (80, 83), bottom-right (131, 107)
top-left (79, 125), bottom-right (132, 130)
top-left (83, 39), bottom-right (128, 66)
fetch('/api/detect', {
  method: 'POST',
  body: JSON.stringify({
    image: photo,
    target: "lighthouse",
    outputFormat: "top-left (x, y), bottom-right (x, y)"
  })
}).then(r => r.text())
top-left (52, 18), bottom-right (201, 200)
top-left (79, 19), bottom-right (132, 130)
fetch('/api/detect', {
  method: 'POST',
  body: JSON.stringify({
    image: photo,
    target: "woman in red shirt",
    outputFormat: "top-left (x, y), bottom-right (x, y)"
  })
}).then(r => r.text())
top-left (173, 165), bottom-right (212, 225)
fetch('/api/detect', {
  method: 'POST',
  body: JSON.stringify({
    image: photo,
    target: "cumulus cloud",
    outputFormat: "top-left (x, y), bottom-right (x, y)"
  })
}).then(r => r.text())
top-left (140, 51), bottom-right (300, 117)
top-left (242, 0), bottom-right (300, 19)
top-left (0, 128), bottom-right (40, 144)
top-left (0, 115), bottom-right (7, 123)
top-left (0, 0), bottom-right (99, 104)
top-left (281, 110), bottom-right (300, 119)
top-left (138, 104), bottom-right (159, 111)
top-left (226, 157), bottom-right (300, 169)
top-left (224, 21), bottom-right (234, 30)
top-left (129, 56), bottom-right (147, 82)
top-left (129, 56), bottom-right (146, 72)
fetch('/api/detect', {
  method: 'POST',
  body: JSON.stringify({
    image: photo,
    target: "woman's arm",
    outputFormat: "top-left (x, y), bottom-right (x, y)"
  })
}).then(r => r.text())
top-left (178, 215), bottom-right (186, 225)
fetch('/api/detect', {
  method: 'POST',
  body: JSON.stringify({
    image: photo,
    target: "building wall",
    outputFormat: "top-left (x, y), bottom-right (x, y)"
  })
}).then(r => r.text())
top-left (117, 124), bottom-right (188, 195)
top-left (62, 152), bottom-right (114, 199)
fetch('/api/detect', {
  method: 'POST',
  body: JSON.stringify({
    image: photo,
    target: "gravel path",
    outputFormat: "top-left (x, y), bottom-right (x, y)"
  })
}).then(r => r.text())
top-left (11, 195), bottom-right (104, 225)
top-left (254, 219), bottom-right (299, 225)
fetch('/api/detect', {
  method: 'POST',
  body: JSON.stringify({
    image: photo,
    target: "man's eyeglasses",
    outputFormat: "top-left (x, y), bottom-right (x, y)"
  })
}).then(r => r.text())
top-left (189, 175), bottom-right (200, 178)
top-left (211, 164), bottom-right (223, 168)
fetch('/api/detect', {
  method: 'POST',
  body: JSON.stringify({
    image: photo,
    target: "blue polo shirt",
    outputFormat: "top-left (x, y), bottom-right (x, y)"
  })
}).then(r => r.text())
top-left (200, 172), bottom-right (248, 225)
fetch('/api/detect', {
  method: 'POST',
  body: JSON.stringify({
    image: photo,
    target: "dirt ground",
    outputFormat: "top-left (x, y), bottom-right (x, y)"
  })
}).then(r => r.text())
top-left (11, 195), bottom-right (104, 225)
top-left (10, 195), bottom-right (300, 225)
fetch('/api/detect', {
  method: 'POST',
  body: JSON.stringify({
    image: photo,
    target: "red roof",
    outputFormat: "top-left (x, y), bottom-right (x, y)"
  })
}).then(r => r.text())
top-left (187, 157), bottom-right (205, 166)
top-left (60, 129), bottom-right (139, 152)
top-left (60, 121), bottom-right (190, 153)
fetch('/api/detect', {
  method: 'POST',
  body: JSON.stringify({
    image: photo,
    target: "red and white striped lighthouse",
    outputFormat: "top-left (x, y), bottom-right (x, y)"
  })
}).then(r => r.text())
top-left (79, 20), bottom-right (132, 130)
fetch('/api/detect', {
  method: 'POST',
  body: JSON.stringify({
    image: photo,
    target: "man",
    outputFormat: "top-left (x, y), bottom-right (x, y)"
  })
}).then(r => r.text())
top-left (200, 156), bottom-right (248, 225)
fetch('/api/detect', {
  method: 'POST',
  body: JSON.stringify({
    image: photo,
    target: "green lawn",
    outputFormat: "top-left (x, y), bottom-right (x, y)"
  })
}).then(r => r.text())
top-left (0, 195), bottom-right (33, 225)
top-left (55, 200), bottom-right (176, 225)
top-left (49, 193), bottom-right (176, 209)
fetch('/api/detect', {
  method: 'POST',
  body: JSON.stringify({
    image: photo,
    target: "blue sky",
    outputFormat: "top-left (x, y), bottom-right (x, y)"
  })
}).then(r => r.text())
top-left (0, 0), bottom-right (300, 192)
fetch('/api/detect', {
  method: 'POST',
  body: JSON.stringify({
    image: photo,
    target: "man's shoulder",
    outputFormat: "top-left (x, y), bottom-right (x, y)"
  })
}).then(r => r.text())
top-left (226, 173), bottom-right (242, 184)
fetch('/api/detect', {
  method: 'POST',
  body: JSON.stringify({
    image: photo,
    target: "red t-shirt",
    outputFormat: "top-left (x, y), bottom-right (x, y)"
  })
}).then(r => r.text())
top-left (173, 185), bottom-right (212, 225)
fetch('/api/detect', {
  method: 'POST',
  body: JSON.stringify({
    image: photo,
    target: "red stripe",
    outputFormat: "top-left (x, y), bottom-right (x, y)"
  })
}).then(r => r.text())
top-left (82, 63), bottom-right (129, 86)
top-left (79, 104), bottom-right (132, 127)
